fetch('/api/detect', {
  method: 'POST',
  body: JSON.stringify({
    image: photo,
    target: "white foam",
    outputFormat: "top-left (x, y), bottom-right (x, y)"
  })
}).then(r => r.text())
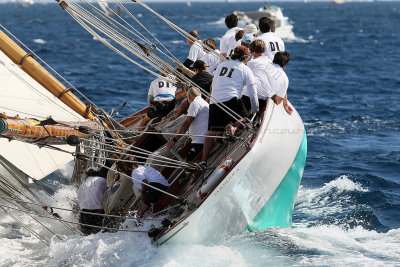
top-left (170, 40), bottom-right (184, 44)
top-left (294, 175), bottom-right (369, 222)
top-left (272, 226), bottom-right (400, 265)
top-left (33, 39), bottom-right (46, 44)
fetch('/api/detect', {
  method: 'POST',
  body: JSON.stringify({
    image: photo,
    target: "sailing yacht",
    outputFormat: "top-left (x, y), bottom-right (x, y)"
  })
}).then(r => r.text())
top-left (0, 0), bottom-right (307, 245)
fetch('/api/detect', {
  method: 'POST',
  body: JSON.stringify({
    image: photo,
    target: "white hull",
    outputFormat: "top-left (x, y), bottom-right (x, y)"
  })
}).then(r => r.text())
top-left (157, 100), bottom-right (306, 245)
top-left (236, 6), bottom-right (296, 40)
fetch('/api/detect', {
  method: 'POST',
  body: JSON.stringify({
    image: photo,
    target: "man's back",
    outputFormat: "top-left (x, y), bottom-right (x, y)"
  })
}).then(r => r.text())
top-left (78, 176), bottom-right (106, 210)
top-left (220, 27), bottom-right (238, 57)
top-left (211, 60), bottom-right (255, 103)
top-left (200, 50), bottom-right (222, 76)
top-left (187, 96), bottom-right (209, 144)
top-left (191, 71), bottom-right (213, 95)
top-left (148, 77), bottom-right (177, 102)
top-left (256, 32), bottom-right (285, 61)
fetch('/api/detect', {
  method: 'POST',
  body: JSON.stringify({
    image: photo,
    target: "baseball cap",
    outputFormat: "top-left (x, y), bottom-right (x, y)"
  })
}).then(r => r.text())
top-left (193, 60), bottom-right (206, 70)
top-left (244, 23), bottom-right (258, 35)
top-left (241, 34), bottom-right (255, 47)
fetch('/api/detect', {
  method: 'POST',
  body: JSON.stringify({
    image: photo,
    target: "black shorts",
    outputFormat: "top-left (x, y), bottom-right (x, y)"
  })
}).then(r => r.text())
top-left (142, 182), bottom-right (169, 206)
top-left (187, 143), bottom-right (203, 162)
top-left (147, 99), bottom-right (176, 119)
top-left (242, 95), bottom-right (267, 115)
top-left (208, 97), bottom-right (248, 131)
top-left (79, 209), bottom-right (104, 235)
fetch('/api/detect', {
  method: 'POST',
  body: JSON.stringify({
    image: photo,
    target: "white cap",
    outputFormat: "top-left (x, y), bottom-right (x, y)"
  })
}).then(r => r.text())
top-left (244, 24), bottom-right (258, 35)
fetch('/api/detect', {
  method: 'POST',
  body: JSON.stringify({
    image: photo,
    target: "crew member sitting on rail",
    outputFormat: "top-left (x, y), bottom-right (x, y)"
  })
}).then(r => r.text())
top-left (243, 43), bottom-right (292, 117)
top-left (270, 51), bottom-right (293, 115)
top-left (220, 13), bottom-right (242, 58)
top-left (241, 39), bottom-right (272, 116)
top-left (126, 157), bottom-right (170, 217)
top-left (256, 17), bottom-right (285, 61)
top-left (200, 46), bottom-right (258, 168)
top-left (200, 38), bottom-right (222, 76)
top-left (166, 87), bottom-right (209, 162)
top-left (139, 74), bottom-right (177, 129)
top-left (183, 30), bottom-right (205, 69)
top-left (77, 167), bottom-right (107, 235)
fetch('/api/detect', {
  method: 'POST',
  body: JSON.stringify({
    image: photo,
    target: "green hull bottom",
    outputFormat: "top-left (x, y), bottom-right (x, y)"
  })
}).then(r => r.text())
top-left (248, 130), bottom-right (307, 231)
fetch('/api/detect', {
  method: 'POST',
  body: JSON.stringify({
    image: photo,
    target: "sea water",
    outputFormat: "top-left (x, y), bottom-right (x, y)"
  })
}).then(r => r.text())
top-left (0, 1), bottom-right (400, 266)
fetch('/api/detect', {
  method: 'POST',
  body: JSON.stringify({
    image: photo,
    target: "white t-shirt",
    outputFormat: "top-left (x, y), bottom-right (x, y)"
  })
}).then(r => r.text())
top-left (245, 58), bottom-right (289, 99)
top-left (187, 96), bottom-right (209, 144)
top-left (148, 77), bottom-right (177, 102)
top-left (244, 56), bottom-right (273, 100)
top-left (256, 32), bottom-right (285, 61)
top-left (220, 27), bottom-right (241, 56)
top-left (200, 49), bottom-right (222, 76)
top-left (78, 176), bottom-right (106, 210)
top-left (187, 41), bottom-right (205, 64)
top-left (131, 165), bottom-right (169, 190)
top-left (211, 60), bottom-right (257, 104)
top-left (226, 38), bottom-right (242, 59)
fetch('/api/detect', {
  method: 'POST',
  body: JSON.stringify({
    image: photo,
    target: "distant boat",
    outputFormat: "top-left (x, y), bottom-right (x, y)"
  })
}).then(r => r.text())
top-left (187, 0), bottom-right (191, 7)
top-left (329, 0), bottom-right (347, 4)
top-left (13, 0), bottom-right (34, 7)
top-left (235, 3), bottom-right (295, 39)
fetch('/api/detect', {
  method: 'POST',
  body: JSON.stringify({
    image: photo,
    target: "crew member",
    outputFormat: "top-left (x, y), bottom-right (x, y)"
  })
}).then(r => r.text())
top-left (126, 158), bottom-right (170, 217)
top-left (200, 46), bottom-right (258, 168)
top-left (243, 45), bottom-right (292, 116)
top-left (243, 23), bottom-right (259, 37)
top-left (77, 167), bottom-right (107, 235)
top-left (220, 13), bottom-right (242, 58)
top-left (175, 60), bottom-right (213, 118)
top-left (270, 51), bottom-right (293, 114)
top-left (256, 17), bottom-right (285, 61)
top-left (139, 75), bottom-right (177, 129)
top-left (183, 30), bottom-right (205, 69)
top-left (166, 87), bottom-right (209, 163)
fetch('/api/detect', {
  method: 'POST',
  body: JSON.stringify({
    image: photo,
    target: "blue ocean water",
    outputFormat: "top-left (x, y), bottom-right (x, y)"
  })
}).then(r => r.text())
top-left (1, 1), bottom-right (400, 265)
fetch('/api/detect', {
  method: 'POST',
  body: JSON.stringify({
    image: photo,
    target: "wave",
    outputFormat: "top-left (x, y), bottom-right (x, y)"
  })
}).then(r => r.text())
top-left (293, 175), bottom-right (391, 232)
top-left (33, 39), bottom-right (46, 44)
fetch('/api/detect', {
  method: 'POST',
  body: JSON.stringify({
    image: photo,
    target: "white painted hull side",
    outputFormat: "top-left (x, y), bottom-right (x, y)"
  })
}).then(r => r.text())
top-left (157, 100), bottom-right (305, 245)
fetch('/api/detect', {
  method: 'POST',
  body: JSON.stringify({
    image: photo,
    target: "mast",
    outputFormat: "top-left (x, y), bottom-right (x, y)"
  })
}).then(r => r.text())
top-left (0, 29), bottom-right (95, 121)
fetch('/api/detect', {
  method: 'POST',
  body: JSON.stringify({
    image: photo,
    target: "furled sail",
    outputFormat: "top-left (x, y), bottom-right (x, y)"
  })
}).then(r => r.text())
top-left (0, 45), bottom-right (86, 180)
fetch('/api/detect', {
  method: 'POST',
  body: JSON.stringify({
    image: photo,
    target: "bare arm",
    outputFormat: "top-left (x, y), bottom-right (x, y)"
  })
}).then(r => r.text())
top-left (282, 93), bottom-right (293, 115)
top-left (271, 95), bottom-right (284, 105)
top-left (272, 94), bottom-right (292, 115)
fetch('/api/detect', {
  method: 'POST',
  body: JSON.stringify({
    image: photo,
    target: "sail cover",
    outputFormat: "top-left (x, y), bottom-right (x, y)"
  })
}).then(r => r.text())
top-left (0, 50), bottom-right (85, 180)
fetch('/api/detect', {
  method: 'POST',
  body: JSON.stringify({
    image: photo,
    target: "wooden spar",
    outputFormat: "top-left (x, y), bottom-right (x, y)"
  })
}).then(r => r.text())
top-left (0, 29), bottom-right (94, 120)
top-left (0, 115), bottom-right (98, 145)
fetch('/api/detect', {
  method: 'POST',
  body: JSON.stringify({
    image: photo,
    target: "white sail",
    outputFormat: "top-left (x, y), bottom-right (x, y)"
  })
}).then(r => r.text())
top-left (0, 50), bottom-right (85, 180)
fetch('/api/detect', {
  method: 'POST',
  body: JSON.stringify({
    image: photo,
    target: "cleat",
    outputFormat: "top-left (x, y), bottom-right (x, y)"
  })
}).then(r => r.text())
top-left (198, 160), bottom-right (207, 170)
